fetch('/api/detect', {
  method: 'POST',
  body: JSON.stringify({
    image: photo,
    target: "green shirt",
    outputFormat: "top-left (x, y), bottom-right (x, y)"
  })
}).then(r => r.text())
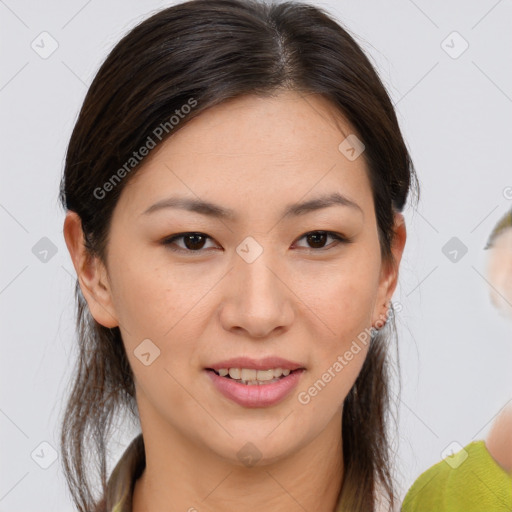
top-left (103, 434), bottom-right (512, 511)
top-left (402, 440), bottom-right (512, 511)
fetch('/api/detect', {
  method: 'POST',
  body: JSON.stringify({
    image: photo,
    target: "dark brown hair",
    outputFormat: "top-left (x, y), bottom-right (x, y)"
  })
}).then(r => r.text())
top-left (58, 1), bottom-right (419, 510)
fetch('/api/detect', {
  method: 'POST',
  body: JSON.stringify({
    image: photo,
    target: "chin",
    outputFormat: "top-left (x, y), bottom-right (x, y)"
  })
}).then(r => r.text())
top-left (210, 428), bottom-right (302, 468)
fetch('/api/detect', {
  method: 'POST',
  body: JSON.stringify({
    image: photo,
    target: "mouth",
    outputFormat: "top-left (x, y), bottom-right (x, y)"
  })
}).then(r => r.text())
top-left (205, 366), bottom-right (306, 408)
top-left (206, 367), bottom-right (303, 385)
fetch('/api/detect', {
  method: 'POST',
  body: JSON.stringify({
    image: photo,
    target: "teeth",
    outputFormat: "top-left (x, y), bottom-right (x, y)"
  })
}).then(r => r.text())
top-left (240, 368), bottom-right (257, 381)
top-left (256, 369), bottom-right (275, 381)
top-left (216, 367), bottom-right (293, 381)
top-left (228, 368), bottom-right (241, 379)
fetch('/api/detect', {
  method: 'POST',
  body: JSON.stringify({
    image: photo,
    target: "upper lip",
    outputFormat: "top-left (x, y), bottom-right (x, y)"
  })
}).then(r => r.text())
top-left (206, 356), bottom-right (305, 371)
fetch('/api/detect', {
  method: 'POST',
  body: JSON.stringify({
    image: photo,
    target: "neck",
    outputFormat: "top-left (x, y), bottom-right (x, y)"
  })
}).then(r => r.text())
top-left (132, 408), bottom-right (344, 512)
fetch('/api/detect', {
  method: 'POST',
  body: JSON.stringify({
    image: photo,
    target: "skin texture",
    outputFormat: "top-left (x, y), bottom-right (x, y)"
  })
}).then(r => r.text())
top-left (64, 90), bottom-right (406, 512)
top-left (486, 402), bottom-right (512, 473)
top-left (486, 227), bottom-right (512, 320)
top-left (485, 229), bottom-right (512, 472)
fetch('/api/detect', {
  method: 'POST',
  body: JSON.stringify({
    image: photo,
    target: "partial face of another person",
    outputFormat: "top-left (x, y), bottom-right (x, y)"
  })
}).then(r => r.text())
top-left (486, 227), bottom-right (512, 320)
top-left (74, 90), bottom-right (405, 465)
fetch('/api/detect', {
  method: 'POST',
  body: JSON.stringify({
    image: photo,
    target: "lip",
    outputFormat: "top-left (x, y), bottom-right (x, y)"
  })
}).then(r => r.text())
top-left (206, 356), bottom-right (305, 371)
top-left (206, 368), bottom-right (305, 408)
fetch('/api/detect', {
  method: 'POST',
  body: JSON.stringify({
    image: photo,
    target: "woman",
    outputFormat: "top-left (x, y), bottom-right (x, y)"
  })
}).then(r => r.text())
top-left (60, 1), bottom-right (411, 510)
top-left (58, 0), bottom-right (509, 510)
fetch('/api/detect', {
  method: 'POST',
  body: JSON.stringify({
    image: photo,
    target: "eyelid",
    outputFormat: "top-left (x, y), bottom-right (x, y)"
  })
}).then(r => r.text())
top-left (293, 231), bottom-right (351, 249)
top-left (161, 230), bottom-right (352, 254)
top-left (162, 232), bottom-right (219, 254)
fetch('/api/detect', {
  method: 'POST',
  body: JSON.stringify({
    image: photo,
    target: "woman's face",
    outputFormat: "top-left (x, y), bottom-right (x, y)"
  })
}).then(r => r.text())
top-left (72, 90), bottom-right (405, 465)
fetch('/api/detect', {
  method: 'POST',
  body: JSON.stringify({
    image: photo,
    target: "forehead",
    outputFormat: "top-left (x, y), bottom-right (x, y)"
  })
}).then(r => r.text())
top-left (118, 90), bottom-right (373, 221)
top-left (165, 90), bottom-right (357, 156)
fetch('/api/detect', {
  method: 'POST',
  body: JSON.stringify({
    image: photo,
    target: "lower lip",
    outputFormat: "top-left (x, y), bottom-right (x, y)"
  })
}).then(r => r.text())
top-left (206, 369), bottom-right (304, 408)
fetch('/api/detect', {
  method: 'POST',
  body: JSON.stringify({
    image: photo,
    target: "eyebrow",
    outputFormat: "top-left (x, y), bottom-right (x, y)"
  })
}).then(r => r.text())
top-left (140, 192), bottom-right (363, 220)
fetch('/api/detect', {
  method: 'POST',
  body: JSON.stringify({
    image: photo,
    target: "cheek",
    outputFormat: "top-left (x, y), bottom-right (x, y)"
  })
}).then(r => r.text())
top-left (296, 341), bottom-right (370, 424)
top-left (293, 257), bottom-right (378, 403)
top-left (294, 254), bottom-right (379, 338)
top-left (108, 245), bottom-right (205, 340)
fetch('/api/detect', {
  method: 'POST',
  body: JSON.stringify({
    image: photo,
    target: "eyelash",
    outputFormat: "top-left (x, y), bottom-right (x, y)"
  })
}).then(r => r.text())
top-left (161, 230), bottom-right (352, 255)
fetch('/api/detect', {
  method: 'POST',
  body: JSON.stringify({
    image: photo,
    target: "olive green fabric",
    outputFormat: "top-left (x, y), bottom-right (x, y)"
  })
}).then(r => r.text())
top-left (402, 440), bottom-right (512, 511)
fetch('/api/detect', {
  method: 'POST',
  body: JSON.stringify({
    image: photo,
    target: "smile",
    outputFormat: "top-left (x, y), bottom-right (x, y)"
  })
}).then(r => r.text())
top-left (212, 367), bottom-right (292, 385)
top-left (205, 368), bottom-right (305, 407)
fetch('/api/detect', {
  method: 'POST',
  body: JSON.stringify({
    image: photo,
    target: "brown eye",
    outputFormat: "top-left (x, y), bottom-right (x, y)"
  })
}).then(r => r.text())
top-left (163, 232), bottom-right (217, 253)
top-left (295, 231), bottom-right (349, 250)
top-left (162, 230), bottom-right (350, 255)
top-left (306, 231), bottom-right (328, 249)
top-left (181, 233), bottom-right (207, 250)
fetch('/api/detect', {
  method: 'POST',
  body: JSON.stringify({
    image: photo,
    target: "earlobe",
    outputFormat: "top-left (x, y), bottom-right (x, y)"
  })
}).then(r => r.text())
top-left (63, 211), bottom-right (119, 328)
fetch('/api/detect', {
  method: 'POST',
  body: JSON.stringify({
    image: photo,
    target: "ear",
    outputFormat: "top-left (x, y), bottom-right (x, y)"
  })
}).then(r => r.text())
top-left (63, 211), bottom-right (119, 328)
top-left (371, 212), bottom-right (407, 327)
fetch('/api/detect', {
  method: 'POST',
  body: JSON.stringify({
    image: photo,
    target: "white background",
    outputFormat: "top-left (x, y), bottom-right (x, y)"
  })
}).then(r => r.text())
top-left (1, 0), bottom-right (512, 510)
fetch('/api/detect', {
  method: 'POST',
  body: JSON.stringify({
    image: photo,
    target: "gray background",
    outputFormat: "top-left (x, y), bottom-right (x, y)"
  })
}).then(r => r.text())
top-left (1, 0), bottom-right (511, 510)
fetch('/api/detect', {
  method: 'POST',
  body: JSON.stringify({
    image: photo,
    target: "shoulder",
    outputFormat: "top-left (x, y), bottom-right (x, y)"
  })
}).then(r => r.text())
top-left (402, 440), bottom-right (512, 512)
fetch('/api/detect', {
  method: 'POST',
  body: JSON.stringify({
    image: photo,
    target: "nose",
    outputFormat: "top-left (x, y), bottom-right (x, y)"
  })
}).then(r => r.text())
top-left (219, 246), bottom-right (294, 339)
